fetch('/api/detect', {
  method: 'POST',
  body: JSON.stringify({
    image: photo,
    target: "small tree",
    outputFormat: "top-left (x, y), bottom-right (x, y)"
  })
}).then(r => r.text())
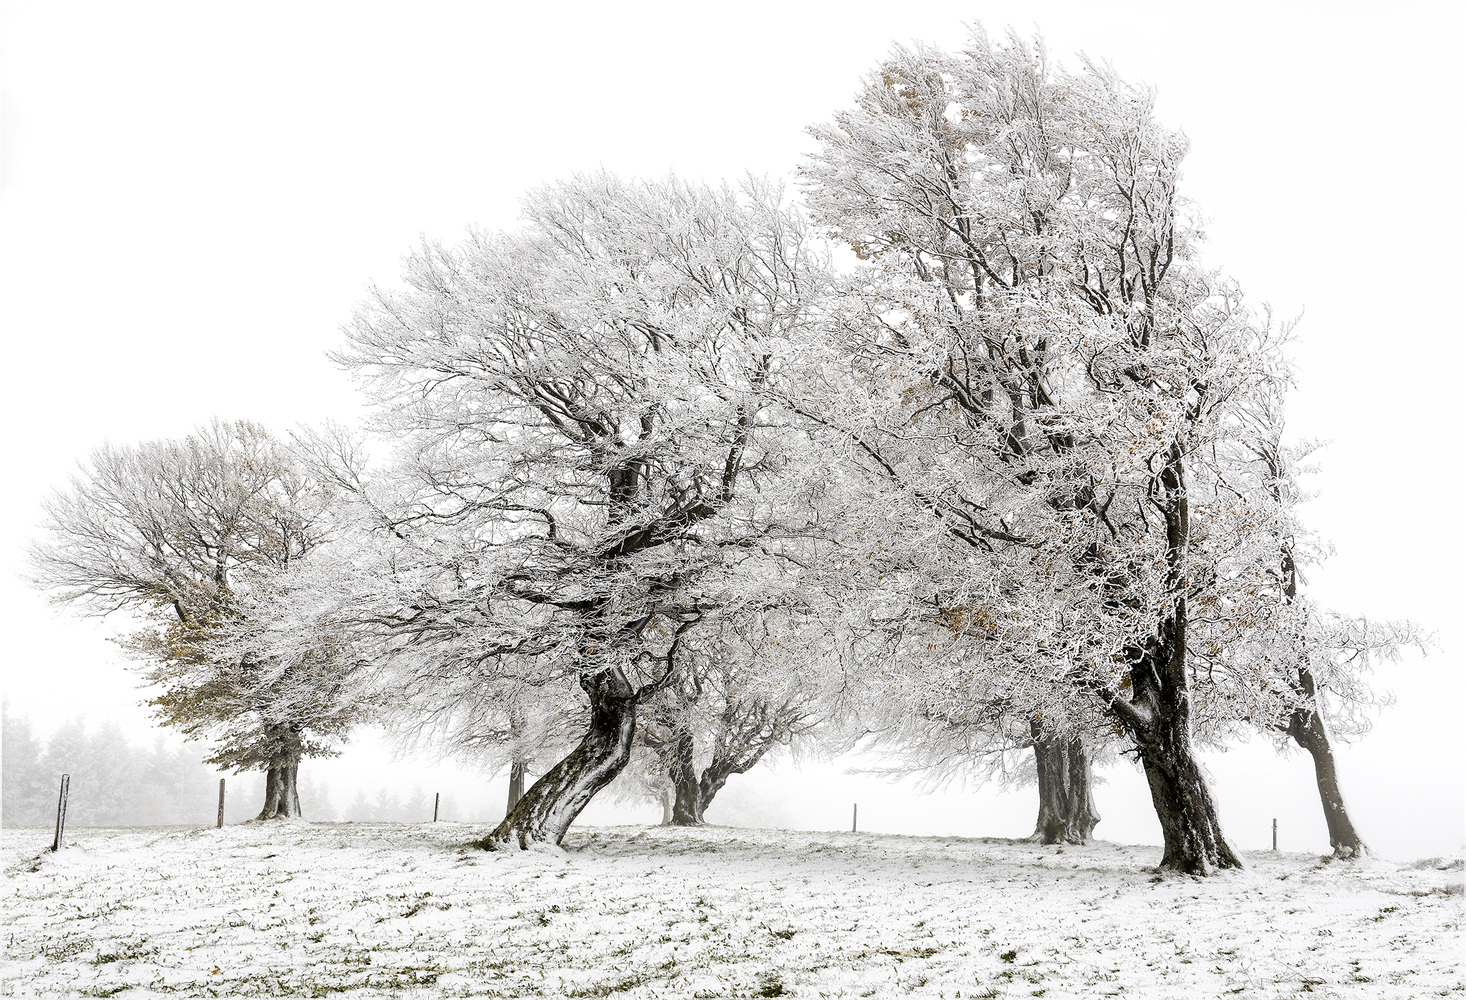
top-left (30, 420), bottom-right (365, 820)
top-left (1185, 401), bottom-right (1424, 858)
top-left (824, 578), bottom-right (1114, 845)
top-left (639, 612), bottom-right (822, 825)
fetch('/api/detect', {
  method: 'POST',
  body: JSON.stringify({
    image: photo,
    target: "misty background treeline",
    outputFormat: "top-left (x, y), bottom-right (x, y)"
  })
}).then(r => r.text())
top-left (0, 705), bottom-right (488, 827)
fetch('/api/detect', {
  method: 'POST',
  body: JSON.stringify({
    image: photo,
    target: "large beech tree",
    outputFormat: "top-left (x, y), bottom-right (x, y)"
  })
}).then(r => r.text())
top-left (30, 420), bottom-right (364, 820)
top-left (334, 174), bottom-right (830, 849)
top-left (799, 31), bottom-right (1300, 873)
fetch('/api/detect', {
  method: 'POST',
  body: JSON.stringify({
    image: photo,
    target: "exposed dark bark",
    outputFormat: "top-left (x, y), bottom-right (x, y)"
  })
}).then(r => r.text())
top-left (1103, 447), bottom-right (1242, 875)
top-left (480, 662), bottom-right (638, 849)
top-left (1275, 548), bottom-right (1367, 859)
top-left (698, 767), bottom-right (733, 815)
top-left (1134, 726), bottom-right (1236, 875)
top-left (506, 761), bottom-right (527, 815)
top-left (256, 724), bottom-right (304, 820)
top-left (696, 738), bottom-right (777, 819)
top-left (1030, 724), bottom-right (1100, 844)
top-left (1113, 607), bottom-right (1243, 875)
top-left (256, 759), bottom-right (302, 820)
top-left (1287, 679), bottom-right (1367, 858)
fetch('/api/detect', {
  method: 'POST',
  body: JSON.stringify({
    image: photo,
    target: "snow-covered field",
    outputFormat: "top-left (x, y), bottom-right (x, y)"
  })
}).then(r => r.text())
top-left (2, 823), bottom-right (1459, 999)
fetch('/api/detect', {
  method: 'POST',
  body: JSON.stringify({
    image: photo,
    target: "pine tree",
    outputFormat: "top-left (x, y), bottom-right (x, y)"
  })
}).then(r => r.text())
top-left (1, 704), bottom-right (49, 826)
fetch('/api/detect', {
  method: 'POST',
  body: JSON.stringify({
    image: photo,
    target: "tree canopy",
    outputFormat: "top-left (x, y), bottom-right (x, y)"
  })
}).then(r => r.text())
top-left (26, 27), bottom-right (1417, 871)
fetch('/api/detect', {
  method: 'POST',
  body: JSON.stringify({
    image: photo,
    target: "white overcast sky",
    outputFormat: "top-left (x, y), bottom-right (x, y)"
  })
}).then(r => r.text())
top-left (2, 1), bottom-right (1461, 858)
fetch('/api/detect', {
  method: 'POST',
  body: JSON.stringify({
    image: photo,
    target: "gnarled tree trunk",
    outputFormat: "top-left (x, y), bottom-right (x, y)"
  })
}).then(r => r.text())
top-left (695, 741), bottom-right (777, 820)
top-left (1287, 686), bottom-right (1367, 858)
top-left (480, 662), bottom-right (638, 849)
top-left (1119, 607), bottom-right (1243, 875)
top-left (698, 767), bottom-right (733, 816)
top-left (257, 759), bottom-right (302, 820)
top-left (256, 725), bottom-right (304, 820)
top-left (1104, 450), bottom-right (1241, 875)
top-left (1030, 725), bottom-right (1100, 844)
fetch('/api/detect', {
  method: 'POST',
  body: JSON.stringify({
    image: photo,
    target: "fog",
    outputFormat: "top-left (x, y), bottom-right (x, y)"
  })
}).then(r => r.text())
top-left (2, 2), bottom-right (1460, 859)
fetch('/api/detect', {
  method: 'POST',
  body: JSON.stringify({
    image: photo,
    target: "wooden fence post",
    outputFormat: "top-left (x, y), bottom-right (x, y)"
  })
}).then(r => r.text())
top-left (433, 792), bottom-right (440, 822)
top-left (852, 803), bottom-right (858, 833)
top-left (1272, 818), bottom-right (1278, 851)
top-left (217, 778), bottom-right (226, 828)
top-left (51, 774), bottom-right (70, 852)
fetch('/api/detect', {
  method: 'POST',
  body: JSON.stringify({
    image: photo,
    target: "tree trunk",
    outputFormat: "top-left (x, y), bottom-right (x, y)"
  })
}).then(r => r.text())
top-left (506, 761), bottom-right (527, 814)
top-left (1107, 451), bottom-right (1241, 875)
top-left (480, 662), bottom-right (638, 850)
top-left (1029, 726), bottom-right (1100, 844)
top-left (1120, 609), bottom-right (1243, 875)
top-left (256, 759), bottom-right (302, 820)
top-left (1133, 724), bottom-right (1236, 875)
top-left (1270, 465), bottom-right (1365, 858)
top-left (1065, 738), bottom-right (1100, 842)
top-left (695, 740), bottom-right (775, 820)
top-left (1287, 693), bottom-right (1367, 858)
top-left (1031, 729), bottom-right (1069, 844)
top-left (698, 767), bottom-right (732, 817)
top-left (659, 785), bottom-right (675, 825)
top-left (668, 724), bottom-right (704, 826)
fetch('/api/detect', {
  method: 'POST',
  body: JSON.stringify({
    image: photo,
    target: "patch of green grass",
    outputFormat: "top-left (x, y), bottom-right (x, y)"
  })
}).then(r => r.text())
top-left (92, 939), bottom-right (159, 964)
top-left (75, 901), bottom-right (135, 921)
top-left (755, 971), bottom-right (787, 996)
top-left (39, 935), bottom-right (94, 961)
top-left (564, 970), bottom-right (653, 996)
top-left (402, 893), bottom-right (449, 918)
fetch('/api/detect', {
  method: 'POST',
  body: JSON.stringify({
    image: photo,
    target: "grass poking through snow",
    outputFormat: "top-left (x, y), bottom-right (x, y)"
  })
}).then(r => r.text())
top-left (2, 823), bottom-right (1460, 997)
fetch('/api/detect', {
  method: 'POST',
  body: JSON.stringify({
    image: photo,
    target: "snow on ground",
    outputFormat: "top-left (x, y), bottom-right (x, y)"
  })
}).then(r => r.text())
top-left (2, 822), bottom-right (1460, 998)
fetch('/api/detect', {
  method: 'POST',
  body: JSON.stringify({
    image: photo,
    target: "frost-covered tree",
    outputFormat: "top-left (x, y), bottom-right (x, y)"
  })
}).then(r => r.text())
top-left (800, 30), bottom-right (1307, 873)
top-left (29, 420), bottom-right (367, 820)
top-left (0, 702), bottom-right (50, 827)
top-left (331, 174), bottom-right (832, 849)
top-left (1185, 400), bottom-right (1424, 858)
top-left (637, 611), bottom-right (823, 825)
top-left (823, 571), bottom-right (1113, 845)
